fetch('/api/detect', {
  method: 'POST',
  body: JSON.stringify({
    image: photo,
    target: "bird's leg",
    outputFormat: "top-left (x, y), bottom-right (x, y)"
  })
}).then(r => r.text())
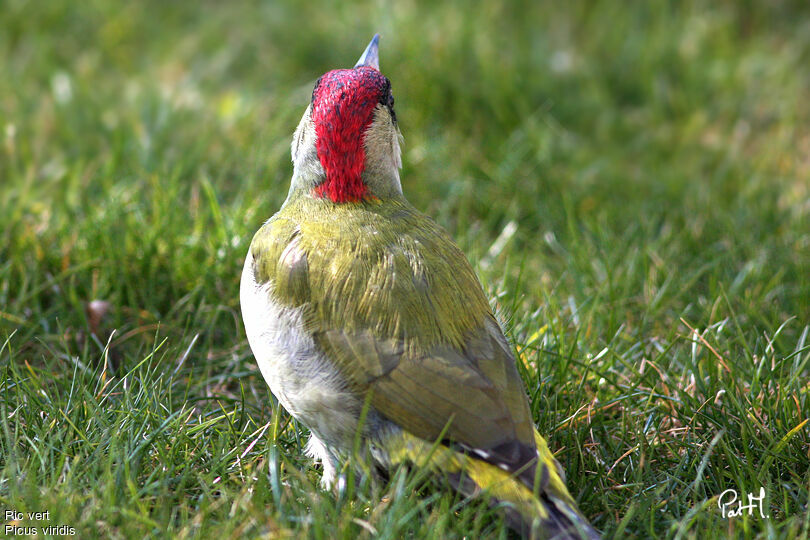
top-left (305, 433), bottom-right (340, 489)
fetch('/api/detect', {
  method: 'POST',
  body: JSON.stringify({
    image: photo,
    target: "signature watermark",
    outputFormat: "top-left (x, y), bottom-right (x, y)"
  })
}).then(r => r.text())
top-left (718, 487), bottom-right (769, 519)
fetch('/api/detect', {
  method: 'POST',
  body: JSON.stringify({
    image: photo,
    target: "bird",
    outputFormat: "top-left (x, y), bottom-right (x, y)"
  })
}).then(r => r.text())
top-left (240, 34), bottom-right (600, 539)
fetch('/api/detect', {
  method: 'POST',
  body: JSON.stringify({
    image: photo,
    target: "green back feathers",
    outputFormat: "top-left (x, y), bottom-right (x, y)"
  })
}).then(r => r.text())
top-left (251, 193), bottom-right (489, 350)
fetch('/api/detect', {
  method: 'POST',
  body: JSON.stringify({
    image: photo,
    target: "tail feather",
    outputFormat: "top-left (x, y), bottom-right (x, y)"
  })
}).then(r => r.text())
top-left (457, 452), bottom-right (600, 540)
top-left (494, 494), bottom-right (599, 540)
top-left (385, 430), bottom-right (600, 539)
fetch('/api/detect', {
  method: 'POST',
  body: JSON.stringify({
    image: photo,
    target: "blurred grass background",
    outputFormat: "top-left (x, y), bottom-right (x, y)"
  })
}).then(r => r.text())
top-left (1, 0), bottom-right (809, 538)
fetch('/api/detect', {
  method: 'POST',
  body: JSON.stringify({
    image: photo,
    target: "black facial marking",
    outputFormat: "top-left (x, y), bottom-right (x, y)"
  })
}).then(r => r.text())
top-left (379, 78), bottom-right (397, 124)
top-left (311, 75), bottom-right (324, 106)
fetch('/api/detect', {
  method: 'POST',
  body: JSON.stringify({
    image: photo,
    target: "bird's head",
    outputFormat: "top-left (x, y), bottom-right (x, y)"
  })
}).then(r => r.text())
top-left (289, 35), bottom-right (402, 203)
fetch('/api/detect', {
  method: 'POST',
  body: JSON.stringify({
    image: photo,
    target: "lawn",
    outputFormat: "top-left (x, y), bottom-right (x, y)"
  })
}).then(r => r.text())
top-left (1, 1), bottom-right (809, 538)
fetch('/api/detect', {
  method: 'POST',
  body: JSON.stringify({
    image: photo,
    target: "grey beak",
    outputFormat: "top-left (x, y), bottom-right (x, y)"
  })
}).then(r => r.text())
top-left (354, 34), bottom-right (380, 70)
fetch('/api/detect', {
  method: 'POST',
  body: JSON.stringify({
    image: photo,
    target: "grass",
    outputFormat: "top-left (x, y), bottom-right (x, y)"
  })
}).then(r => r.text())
top-left (1, 0), bottom-right (809, 537)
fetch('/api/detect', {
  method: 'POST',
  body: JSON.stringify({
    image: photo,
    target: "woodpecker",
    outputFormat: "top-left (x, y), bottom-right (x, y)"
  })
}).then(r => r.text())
top-left (240, 35), bottom-right (599, 539)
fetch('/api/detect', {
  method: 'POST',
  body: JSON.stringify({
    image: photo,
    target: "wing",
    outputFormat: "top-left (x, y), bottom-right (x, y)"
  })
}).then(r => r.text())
top-left (317, 315), bottom-right (539, 482)
top-left (251, 195), bottom-right (540, 482)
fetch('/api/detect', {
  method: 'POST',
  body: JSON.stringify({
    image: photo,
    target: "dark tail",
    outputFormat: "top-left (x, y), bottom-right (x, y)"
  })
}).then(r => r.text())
top-left (447, 436), bottom-right (601, 539)
top-left (504, 492), bottom-right (600, 540)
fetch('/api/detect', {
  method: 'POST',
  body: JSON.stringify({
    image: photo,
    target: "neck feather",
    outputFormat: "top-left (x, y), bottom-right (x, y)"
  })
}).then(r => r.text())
top-left (311, 102), bottom-right (371, 202)
top-left (288, 105), bottom-right (403, 204)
